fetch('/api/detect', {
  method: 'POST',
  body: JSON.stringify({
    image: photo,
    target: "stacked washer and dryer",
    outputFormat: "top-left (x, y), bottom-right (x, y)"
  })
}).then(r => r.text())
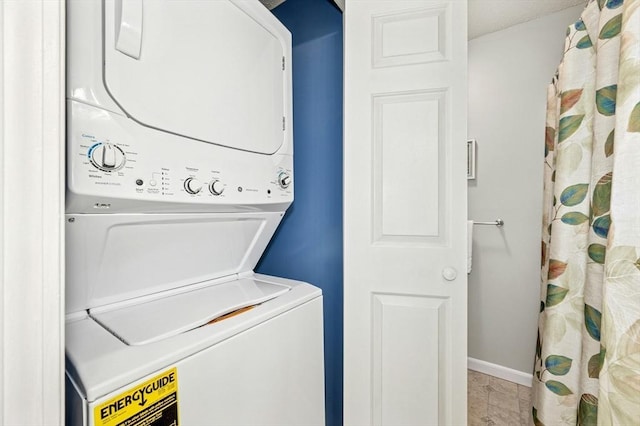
top-left (64, 1), bottom-right (325, 425)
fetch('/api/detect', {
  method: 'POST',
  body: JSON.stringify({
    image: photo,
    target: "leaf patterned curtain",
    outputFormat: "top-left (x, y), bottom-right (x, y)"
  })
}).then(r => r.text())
top-left (533, 0), bottom-right (640, 424)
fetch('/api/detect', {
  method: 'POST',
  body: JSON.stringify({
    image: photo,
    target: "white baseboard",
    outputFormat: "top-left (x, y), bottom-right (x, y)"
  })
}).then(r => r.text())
top-left (468, 357), bottom-right (533, 387)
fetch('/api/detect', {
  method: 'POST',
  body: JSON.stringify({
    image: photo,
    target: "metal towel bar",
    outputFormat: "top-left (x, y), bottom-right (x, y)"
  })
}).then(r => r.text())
top-left (473, 219), bottom-right (504, 227)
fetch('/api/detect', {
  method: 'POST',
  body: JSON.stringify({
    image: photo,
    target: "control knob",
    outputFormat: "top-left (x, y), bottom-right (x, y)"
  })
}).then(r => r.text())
top-left (89, 143), bottom-right (126, 172)
top-left (278, 172), bottom-right (291, 189)
top-left (184, 177), bottom-right (202, 194)
top-left (209, 180), bottom-right (224, 196)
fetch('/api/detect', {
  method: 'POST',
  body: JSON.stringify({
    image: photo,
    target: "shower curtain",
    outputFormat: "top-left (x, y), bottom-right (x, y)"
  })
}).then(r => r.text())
top-left (533, 0), bottom-right (640, 425)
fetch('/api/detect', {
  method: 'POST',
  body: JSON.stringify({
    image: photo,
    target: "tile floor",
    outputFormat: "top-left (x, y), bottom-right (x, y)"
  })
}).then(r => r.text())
top-left (468, 370), bottom-right (532, 426)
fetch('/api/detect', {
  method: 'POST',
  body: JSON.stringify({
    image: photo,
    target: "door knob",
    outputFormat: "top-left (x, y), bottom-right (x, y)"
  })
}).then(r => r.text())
top-left (442, 267), bottom-right (457, 281)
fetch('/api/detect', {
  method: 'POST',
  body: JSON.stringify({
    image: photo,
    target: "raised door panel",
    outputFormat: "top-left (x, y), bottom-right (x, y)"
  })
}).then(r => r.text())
top-left (372, 6), bottom-right (448, 68)
top-left (371, 294), bottom-right (449, 425)
top-left (372, 89), bottom-right (447, 245)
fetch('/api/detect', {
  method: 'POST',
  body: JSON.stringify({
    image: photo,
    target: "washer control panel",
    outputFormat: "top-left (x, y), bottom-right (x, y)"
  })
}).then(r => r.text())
top-left (67, 102), bottom-right (293, 211)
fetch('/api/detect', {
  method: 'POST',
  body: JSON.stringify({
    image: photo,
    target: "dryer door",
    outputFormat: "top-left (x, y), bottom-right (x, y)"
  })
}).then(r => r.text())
top-left (103, 0), bottom-right (287, 154)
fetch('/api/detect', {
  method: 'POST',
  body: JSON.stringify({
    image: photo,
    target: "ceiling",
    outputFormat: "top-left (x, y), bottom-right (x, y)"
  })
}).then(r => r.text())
top-left (468, 0), bottom-right (585, 39)
top-left (260, 0), bottom-right (287, 10)
top-left (259, 0), bottom-right (586, 40)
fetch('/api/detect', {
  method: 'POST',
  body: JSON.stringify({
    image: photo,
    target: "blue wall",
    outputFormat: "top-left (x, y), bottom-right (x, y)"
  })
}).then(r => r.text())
top-left (256, 1), bottom-right (343, 425)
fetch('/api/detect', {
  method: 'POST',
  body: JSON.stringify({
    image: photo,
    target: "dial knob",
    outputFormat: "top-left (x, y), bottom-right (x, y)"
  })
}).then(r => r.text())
top-left (89, 143), bottom-right (126, 171)
top-left (184, 177), bottom-right (202, 194)
top-left (278, 172), bottom-right (291, 189)
top-left (209, 180), bottom-right (225, 195)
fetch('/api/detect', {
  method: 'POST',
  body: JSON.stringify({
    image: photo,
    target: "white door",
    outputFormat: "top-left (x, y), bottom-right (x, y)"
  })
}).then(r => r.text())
top-left (343, 1), bottom-right (468, 425)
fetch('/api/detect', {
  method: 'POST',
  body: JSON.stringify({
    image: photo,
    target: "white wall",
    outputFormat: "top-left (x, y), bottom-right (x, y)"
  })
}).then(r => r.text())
top-left (468, 5), bottom-right (584, 375)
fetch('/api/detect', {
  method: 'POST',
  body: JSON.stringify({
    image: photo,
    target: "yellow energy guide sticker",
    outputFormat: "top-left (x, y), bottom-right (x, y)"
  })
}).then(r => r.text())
top-left (94, 367), bottom-right (179, 426)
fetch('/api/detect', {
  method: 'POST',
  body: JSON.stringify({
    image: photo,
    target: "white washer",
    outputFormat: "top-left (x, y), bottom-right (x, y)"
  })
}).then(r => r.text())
top-left (65, 1), bottom-right (325, 425)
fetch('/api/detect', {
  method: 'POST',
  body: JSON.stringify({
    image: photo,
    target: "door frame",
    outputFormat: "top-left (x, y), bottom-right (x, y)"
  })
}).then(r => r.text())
top-left (0, 0), bottom-right (65, 423)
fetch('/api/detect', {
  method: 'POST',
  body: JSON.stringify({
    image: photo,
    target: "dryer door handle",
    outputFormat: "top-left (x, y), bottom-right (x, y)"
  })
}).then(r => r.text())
top-left (115, 0), bottom-right (143, 59)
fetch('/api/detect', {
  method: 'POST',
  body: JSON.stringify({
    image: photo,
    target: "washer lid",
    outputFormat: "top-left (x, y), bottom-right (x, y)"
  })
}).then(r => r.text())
top-left (90, 278), bottom-right (291, 346)
top-left (103, 0), bottom-right (286, 154)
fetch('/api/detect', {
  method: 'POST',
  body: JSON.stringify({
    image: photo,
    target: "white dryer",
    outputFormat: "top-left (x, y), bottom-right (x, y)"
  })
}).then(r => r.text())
top-left (64, 1), bottom-right (325, 425)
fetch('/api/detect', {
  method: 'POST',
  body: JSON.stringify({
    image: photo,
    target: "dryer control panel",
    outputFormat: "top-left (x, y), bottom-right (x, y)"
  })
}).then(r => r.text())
top-left (67, 101), bottom-right (293, 214)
